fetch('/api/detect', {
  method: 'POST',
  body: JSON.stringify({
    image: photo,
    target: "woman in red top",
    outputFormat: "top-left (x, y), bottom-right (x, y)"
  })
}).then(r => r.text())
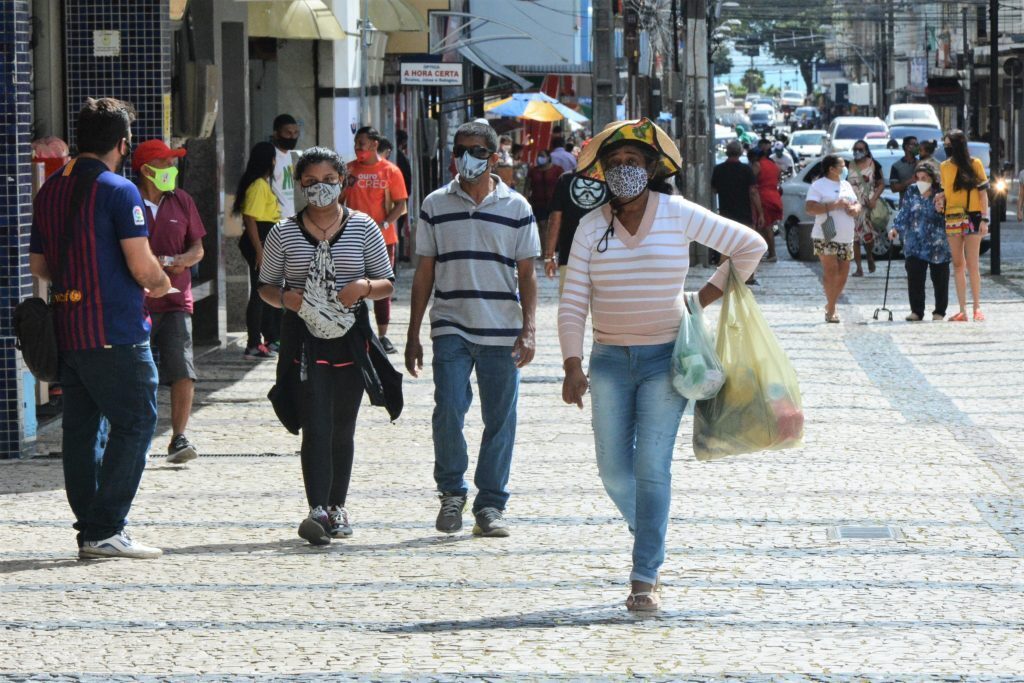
top-left (749, 148), bottom-right (781, 260)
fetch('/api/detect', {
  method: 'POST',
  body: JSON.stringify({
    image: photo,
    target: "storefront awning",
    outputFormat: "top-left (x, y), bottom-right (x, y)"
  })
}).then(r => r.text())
top-left (368, 0), bottom-right (426, 32)
top-left (457, 45), bottom-right (532, 91)
top-left (246, 0), bottom-right (347, 40)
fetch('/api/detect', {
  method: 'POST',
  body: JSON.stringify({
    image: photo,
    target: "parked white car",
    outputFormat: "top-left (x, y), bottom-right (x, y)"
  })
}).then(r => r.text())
top-left (780, 149), bottom-right (903, 261)
top-left (789, 130), bottom-right (826, 159)
top-left (822, 117), bottom-right (889, 155)
top-left (885, 103), bottom-right (941, 128)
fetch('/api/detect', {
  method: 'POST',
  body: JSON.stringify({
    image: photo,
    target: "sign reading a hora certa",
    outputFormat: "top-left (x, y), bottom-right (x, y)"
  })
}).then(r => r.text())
top-left (400, 62), bottom-right (463, 86)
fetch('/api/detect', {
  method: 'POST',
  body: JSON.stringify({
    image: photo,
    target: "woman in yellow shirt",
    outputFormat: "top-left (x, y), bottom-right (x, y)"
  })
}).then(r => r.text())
top-left (233, 142), bottom-right (283, 357)
top-left (938, 130), bottom-right (989, 322)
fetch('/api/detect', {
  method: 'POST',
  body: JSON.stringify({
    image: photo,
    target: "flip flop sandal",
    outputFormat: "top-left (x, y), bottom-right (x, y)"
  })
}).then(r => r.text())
top-left (825, 312), bottom-right (841, 323)
top-left (973, 309), bottom-right (985, 322)
top-left (948, 312), bottom-right (968, 322)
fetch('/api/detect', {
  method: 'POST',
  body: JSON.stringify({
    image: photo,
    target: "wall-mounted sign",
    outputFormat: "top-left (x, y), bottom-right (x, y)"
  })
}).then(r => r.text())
top-left (400, 62), bottom-right (463, 86)
top-left (93, 30), bottom-right (121, 57)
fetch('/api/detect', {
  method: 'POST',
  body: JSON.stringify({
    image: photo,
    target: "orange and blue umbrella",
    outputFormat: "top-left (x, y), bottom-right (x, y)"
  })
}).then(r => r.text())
top-left (485, 92), bottom-right (588, 123)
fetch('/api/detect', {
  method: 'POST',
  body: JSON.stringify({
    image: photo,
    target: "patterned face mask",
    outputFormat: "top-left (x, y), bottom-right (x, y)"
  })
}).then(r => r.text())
top-left (604, 164), bottom-right (649, 199)
top-left (456, 152), bottom-right (490, 182)
top-left (302, 182), bottom-right (342, 208)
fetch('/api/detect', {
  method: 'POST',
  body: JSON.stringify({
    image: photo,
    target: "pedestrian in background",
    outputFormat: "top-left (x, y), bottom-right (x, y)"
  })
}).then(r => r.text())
top-left (270, 114), bottom-right (300, 217)
top-left (550, 142), bottom-right (577, 173)
top-left (918, 139), bottom-right (941, 178)
top-left (938, 129), bottom-right (990, 321)
top-left (526, 149), bottom-right (562, 246)
top-left (805, 154), bottom-right (861, 323)
top-left (889, 136), bottom-right (919, 204)
top-left (258, 147), bottom-right (395, 545)
top-left (889, 163), bottom-right (950, 321)
top-left (343, 126), bottom-right (409, 353)
top-left (394, 129), bottom-right (414, 263)
top-left (558, 118), bottom-right (766, 612)
top-left (406, 121), bottom-right (540, 539)
top-left (749, 145), bottom-right (780, 265)
top-left (234, 141), bottom-right (282, 359)
top-left (544, 167), bottom-right (609, 292)
top-left (495, 135), bottom-right (516, 187)
top-left (133, 139), bottom-right (206, 463)
top-left (30, 97), bottom-right (171, 559)
top-left (847, 139), bottom-right (884, 277)
top-left (711, 140), bottom-right (763, 265)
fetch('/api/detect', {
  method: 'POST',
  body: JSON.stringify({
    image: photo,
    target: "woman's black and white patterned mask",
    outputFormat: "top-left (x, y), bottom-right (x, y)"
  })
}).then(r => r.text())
top-left (303, 182), bottom-right (342, 208)
top-left (604, 165), bottom-right (649, 199)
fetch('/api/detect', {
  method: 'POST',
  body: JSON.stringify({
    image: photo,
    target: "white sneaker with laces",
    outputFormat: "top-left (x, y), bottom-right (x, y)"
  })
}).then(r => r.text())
top-left (328, 506), bottom-right (352, 537)
top-left (79, 530), bottom-right (163, 559)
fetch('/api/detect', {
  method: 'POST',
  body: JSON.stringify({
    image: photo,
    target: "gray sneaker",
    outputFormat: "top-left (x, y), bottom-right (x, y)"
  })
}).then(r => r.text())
top-left (472, 507), bottom-right (510, 538)
top-left (327, 505), bottom-right (352, 537)
top-left (435, 493), bottom-right (467, 533)
top-left (298, 506), bottom-right (331, 546)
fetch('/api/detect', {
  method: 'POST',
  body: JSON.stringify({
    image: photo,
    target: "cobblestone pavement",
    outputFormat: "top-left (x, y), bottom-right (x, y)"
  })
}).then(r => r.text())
top-left (4, 225), bottom-right (1024, 681)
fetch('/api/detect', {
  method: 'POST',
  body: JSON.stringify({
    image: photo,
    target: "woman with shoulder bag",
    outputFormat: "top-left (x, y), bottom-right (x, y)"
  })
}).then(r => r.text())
top-left (847, 140), bottom-right (885, 277)
top-left (558, 118), bottom-right (766, 612)
top-left (257, 147), bottom-right (395, 545)
top-left (805, 155), bottom-right (861, 323)
top-left (936, 129), bottom-right (990, 321)
top-left (888, 163), bottom-right (950, 321)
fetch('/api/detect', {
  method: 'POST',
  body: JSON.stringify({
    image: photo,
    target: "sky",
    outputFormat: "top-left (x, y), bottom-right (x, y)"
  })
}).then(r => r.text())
top-left (714, 43), bottom-right (804, 92)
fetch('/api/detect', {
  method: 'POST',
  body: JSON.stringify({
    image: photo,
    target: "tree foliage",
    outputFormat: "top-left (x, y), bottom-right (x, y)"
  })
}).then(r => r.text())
top-left (741, 68), bottom-right (765, 94)
top-left (724, 0), bottom-right (836, 94)
top-left (712, 48), bottom-right (733, 76)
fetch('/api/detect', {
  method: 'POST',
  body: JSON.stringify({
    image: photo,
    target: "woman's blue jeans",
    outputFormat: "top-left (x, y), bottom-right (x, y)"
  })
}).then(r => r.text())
top-left (588, 341), bottom-right (687, 585)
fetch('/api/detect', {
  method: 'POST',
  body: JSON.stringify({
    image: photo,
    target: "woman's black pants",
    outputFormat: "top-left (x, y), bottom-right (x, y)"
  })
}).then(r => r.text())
top-left (905, 256), bottom-right (949, 318)
top-left (299, 360), bottom-right (365, 509)
top-left (239, 221), bottom-right (282, 349)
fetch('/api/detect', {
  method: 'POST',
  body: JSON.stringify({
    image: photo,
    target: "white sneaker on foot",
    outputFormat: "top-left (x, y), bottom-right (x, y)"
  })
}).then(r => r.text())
top-left (79, 530), bottom-right (163, 559)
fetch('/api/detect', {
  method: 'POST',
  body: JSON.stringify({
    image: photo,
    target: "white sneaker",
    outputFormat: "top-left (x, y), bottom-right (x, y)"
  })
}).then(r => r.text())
top-left (327, 506), bottom-right (352, 537)
top-left (79, 530), bottom-right (163, 559)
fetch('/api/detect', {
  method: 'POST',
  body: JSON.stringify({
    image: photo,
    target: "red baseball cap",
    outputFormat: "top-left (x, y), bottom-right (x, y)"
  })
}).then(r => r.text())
top-left (132, 139), bottom-right (186, 172)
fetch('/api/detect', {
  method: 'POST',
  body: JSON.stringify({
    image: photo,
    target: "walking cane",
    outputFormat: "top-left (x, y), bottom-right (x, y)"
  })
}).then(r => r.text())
top-left (873, 241), bottom-right (895, 321)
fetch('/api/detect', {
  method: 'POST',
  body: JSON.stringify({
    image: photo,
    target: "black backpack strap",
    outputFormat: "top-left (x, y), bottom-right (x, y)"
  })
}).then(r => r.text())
top-left (53, 164), bottom-right (105, 291)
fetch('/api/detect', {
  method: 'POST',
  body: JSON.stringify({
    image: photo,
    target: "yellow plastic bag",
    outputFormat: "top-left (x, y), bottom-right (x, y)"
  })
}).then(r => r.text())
top-left (692, 269), bottom-right (804, 461)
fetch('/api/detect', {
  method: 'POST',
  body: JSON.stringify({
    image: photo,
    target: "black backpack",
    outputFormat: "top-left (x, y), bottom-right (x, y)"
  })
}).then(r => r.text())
top-left (14, 166), bottom-right (103, 382)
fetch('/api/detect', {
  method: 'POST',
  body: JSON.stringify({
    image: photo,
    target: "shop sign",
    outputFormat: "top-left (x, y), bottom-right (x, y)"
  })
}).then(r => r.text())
top-left (401, 63), bottom-right (463, 86)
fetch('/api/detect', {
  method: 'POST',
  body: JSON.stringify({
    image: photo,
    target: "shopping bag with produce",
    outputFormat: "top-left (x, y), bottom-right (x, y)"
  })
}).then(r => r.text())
top-left (671, 292), bottom-right (725, 400)
top-left (692, 269), bottom-right (804, 460)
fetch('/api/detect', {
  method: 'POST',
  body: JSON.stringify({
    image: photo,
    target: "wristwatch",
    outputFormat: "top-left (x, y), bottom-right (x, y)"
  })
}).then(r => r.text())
top-left (382, 221), bottom-right (391, 230)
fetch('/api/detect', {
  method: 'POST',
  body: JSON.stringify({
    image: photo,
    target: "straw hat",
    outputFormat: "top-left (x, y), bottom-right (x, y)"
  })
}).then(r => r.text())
top-left (576, 117), bottom-right (682, 182)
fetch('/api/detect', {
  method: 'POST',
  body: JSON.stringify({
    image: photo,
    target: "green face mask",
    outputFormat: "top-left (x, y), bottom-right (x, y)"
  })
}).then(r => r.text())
top-left (144, 164), bottom-right (178, 192)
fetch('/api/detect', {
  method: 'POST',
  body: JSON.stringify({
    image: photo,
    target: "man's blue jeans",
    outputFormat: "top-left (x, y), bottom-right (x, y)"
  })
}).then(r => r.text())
top-left (431, 334), bottom-right (519, 513)
top-left (588, 341), bottom-right (687, 585)
top-left (60, 343), bottom-right (159, 544)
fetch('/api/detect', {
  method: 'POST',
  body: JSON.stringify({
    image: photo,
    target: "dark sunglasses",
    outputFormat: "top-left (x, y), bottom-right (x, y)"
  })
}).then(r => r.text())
top-left (453, 144), bottom-right (493, 160)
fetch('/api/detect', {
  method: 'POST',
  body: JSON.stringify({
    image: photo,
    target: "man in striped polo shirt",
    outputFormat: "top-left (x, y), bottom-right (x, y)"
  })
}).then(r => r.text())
top-left (30, 98), bottom-right (172, 559)
top-left (406, 121), bottom-right (540, 538)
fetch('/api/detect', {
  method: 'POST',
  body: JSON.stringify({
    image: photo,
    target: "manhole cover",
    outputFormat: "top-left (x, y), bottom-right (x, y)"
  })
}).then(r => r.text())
top-left (827, 525), bottom-right (904, 541)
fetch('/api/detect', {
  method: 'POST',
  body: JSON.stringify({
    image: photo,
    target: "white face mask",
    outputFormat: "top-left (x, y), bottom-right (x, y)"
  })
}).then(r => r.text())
top-left (302, 182), bottom-right (342, 208)
top-left (914, 180), bottom-right (932, 195)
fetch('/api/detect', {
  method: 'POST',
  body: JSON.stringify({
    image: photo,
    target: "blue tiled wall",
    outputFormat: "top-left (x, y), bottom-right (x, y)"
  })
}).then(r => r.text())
top-left (0, 0), bottom-right (33, 457)
top-left (64, 0), bottom-right (171, 153)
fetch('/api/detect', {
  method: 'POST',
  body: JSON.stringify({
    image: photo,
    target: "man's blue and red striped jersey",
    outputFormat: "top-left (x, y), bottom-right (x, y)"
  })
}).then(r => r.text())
top-left (30, 157), bottom-right (151, 351)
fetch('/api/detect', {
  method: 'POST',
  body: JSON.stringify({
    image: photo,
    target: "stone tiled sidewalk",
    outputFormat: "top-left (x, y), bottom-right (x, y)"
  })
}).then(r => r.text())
top-left (3, 231), bottom-right (1023, 680)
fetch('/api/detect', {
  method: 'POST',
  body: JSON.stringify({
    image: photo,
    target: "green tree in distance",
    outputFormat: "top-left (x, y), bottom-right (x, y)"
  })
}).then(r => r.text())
top-left (741, 68), bottom-right (765, 94)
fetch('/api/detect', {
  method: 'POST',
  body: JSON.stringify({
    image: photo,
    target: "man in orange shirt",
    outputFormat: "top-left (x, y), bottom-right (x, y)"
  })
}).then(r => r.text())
top-left (343, 126), bottom-right (409, 353)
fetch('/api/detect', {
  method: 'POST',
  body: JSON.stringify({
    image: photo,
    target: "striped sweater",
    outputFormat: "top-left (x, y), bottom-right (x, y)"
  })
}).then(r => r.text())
top-left (558, 192), bottom-right (766, 361)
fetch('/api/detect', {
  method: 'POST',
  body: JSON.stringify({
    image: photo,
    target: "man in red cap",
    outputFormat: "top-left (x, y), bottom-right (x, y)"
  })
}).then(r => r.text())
top-left (133, 139), bottom-right (206, 464)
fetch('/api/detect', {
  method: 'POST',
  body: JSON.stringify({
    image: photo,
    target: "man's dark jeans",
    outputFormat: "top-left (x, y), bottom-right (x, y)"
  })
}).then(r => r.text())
top-left (60, 343), bottom-right (158, 544)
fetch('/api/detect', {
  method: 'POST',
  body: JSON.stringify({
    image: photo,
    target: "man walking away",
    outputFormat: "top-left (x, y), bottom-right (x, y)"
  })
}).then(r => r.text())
top-left (133, 139), bottom-right (206, 464)
top-left (405, 121), bottom-right (540, 538)
top-left (29, 98), bottom-right (172, 559)
top-left (343, 126), bottom-right (409, 353)
top-left (271, 114), bottom-right (300, 217)
top-left (394, 129), bottom-right (414, 262)
top-left (890, 136), bottom-right (919, 205)
top-left (712, 140), bottom-right (764, 259)
top-left (544, 169), bottom-right (609, 293)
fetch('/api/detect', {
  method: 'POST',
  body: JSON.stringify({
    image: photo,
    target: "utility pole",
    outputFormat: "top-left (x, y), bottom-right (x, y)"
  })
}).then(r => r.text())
top-left (989, 0), bottom-right (1001, 275)
top-left (962, 7), bottom-right (970, 132)
top-left (624, 3), bottom-right (640, 118)
top-left (683, 0), bottom-right (711, 208)
top-left (592, 0), bottom-right (615, 132)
